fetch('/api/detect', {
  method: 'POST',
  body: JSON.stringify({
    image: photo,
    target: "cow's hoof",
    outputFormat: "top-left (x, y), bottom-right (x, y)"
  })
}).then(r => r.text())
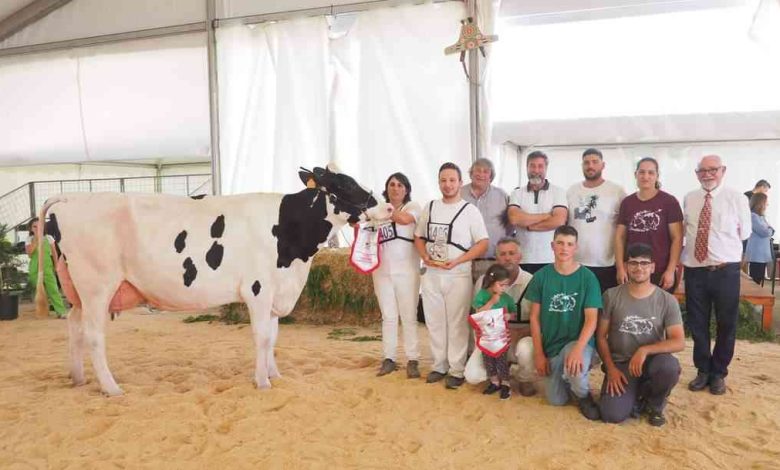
top-left (268, 369), bottom-right (281, 379)
top-left (71, 377), bottom-right (87, 387)
top-left (102, 387), bottom-right (125, 397)
top-left (255, 378), bottom-right (272, 390)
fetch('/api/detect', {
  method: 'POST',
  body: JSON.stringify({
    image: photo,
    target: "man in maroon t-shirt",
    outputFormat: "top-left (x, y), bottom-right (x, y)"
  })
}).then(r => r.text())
top-left (615, 158), bottom-right (684, 291)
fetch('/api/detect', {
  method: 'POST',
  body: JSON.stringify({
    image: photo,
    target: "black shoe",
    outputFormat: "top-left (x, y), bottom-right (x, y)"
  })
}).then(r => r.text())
top-left (648, 410), bottom-right (667, 427)
top-left (709, 376), bottom-right (726, 395)
top-left (499, 385), bottom-right (511, 400)
top-left (688, 372), bottom-right (710, 392)
top-left (445, 375), bottom-right (465, 389)
top-left (578, 394), bottom-right (601, 421)
top-left (406, 360), bottom-right (420, 379)
top-left (426, 371), bottom-right (447, 383)
top-left (377, 358), bottom-right (396, 377)
top-left (483, 383), bottom-right (500, 395)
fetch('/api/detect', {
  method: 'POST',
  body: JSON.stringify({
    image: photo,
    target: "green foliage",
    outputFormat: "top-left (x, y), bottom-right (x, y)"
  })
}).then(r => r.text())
top-left (303, 265), bottom-right (378, 316)
top-left (326, 327), bottom-right (381, 342)
top-left (679, 300), bottom-right (778, 343)
top-left (182, 314), bottom-right (219, 323)
top-left (0, 224), bottom-right (25, 293)
top-left (219, 303), bottom-right (250, 325)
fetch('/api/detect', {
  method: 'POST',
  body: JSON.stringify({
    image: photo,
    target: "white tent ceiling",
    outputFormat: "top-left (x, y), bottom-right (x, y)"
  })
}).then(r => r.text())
top-left (0, 0), bottom-right (778, 166)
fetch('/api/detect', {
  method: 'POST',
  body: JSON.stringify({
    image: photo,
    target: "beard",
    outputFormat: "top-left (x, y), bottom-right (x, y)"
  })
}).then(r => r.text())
top-left (584, 171), bottom-right (602, 181)
top-left (528, 175), bottom-right (544, 186)
top-left (700, 181), bottom-right (718, 191)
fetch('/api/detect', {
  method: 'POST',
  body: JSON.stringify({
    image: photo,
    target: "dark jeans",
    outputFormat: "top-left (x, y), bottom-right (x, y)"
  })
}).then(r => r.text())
top-left (599, 354), bottom-right (681, 423)
top-left (748, 262), bottom-right (766, 285)
top-left (585, 265), bottom-right (617, 293)
top-left (520, 263), bottom-right (547, 275)
top-left (684, 263), bottom-right (741, 378)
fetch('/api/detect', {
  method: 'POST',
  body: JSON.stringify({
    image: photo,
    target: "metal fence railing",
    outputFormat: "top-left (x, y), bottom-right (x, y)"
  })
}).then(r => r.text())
top-left (0, 174), bottom-right (211, 231)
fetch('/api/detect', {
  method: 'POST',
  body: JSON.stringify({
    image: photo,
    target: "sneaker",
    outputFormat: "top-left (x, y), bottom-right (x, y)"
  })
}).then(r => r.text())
top-left (709, 376), bottom-right (726, 395)
top-left (499, 385), bottom-right (511, 400)
top-left (648, 410), bottom-right (667, 427)
top-left (688, 372), bottom-right (710, 392)
top-left (406, 360), bottom-right (420, 379)
top-left (377, 358), bottom-right (396, 377)
top-left (426, 371), bottom-right (447, 383)
top-left (578, 394), bottom-right (601, 421)
top-left (445, 375), bottom-right (465, 389)
top-left (483, 383), bottom-right (500, 395)
top-left (518, 381), bottom-right (536, 397)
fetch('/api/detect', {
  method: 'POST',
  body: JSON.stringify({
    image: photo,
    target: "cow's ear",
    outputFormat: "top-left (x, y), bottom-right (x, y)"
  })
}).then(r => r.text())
top-left (298, 170), bottom-right (314, 186)
top-left (325, 162), bottom-right (341, 174)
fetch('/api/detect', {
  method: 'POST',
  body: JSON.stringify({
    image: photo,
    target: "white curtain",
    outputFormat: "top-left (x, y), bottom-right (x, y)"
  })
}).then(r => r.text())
top-left (217, 17), bottom-right (331, 195)
top-left (217, 2), bottom-right (469, 202)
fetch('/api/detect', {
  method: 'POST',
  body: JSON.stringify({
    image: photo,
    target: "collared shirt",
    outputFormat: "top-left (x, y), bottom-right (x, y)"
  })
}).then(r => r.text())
top-left (508, 180), bottom-right (567, 264)
top-left (682, 185), bottom-right (752, 267)
top-left (460, 184), bottom-right (509, 258)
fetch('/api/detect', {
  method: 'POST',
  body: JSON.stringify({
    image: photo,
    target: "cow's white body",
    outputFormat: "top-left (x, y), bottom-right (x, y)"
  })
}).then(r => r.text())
top-left (42, 186), bottom-right (391, 396)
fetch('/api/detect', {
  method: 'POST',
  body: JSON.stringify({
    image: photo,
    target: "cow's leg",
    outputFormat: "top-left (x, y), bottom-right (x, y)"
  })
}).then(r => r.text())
top-left (244, 287), bottom-right (274, 389)
top-left (82, 290), bottom-right (123, 396)
top-left (267, 316), bottom-right (281, 379)
top-left (67, 306), bottom-right (86, 386)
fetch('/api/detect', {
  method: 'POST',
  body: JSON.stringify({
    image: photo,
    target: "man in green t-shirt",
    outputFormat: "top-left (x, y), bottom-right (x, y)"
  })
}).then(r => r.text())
top-left (514, 225), bottom-right (602, 420)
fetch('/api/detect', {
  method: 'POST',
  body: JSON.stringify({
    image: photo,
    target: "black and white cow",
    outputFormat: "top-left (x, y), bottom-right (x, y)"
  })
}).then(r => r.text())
top-left (35, 165), bottom-right (393, 396)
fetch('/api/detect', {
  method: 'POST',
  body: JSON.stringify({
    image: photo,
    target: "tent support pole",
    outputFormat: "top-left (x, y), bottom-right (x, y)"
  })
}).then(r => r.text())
top-left (467, 0), bottom-right (480, 163)
top-left (206, 0), bottom-right (222, 195)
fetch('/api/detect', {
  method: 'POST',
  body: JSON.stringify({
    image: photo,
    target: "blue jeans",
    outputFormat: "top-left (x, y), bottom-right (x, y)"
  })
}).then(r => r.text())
top-left (545, 341), bottom-right (595, 405)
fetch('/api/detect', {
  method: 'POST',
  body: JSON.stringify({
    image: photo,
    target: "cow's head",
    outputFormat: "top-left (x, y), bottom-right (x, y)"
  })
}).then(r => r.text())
top-left (299, 164), bottom-right (393, 224)
top-left (273, 165), bottom-right (392, 268)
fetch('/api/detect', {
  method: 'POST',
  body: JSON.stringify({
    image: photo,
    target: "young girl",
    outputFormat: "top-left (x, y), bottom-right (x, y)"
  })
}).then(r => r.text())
top-left (26, 217), bottom-right (67, 318)
top-left (471, 264), bottom-right (517, 400)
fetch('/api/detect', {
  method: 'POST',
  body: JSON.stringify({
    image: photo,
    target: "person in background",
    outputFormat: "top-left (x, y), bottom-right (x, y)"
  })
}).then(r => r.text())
top-left (615, 157), bottom-right (683, 292)
top-left (683, 155), bottom-right (751, 395)
top-left (744, 179), bottom-right (771, 201)
top-left (507, 151), bottom-right (568, 275)
top-left (25, 217), bottom-right (67, 318)
top-left (461, 158), bottom-right (510, 283)
top-left (373, 172), bottom-right (423, 378)
top-left (566, 148), bottom-right (627, 292)
top-left (745, 192), bottom-right (775, 285)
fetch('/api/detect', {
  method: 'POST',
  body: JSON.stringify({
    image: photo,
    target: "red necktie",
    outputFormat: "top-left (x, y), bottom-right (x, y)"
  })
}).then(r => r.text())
top-left (694, 192), bottom-right (712, 262)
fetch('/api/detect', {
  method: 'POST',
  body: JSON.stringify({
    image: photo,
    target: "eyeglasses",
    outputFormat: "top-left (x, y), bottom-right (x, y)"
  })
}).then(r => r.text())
top-left (626, 260), bottom-right (653, 268)
top-left (695, 167), bottom-right (722, 175)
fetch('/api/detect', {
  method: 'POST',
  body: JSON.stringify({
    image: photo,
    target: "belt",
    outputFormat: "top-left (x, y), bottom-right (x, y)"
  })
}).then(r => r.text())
top-left (690, 262), bottom-right (737, 272)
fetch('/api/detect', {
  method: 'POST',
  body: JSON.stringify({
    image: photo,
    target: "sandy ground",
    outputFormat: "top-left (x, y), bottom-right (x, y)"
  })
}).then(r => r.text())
top-left (1, 304), bottom-right (779, 470)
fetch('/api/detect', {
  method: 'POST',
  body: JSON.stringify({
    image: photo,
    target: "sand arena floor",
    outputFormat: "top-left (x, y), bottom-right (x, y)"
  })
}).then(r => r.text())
top-left (1, 305), bottom-right (779, 469)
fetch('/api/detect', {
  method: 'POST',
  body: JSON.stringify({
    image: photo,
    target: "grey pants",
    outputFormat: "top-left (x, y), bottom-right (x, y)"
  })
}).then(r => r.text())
top-left (599, 354), bottom-right (681, 423)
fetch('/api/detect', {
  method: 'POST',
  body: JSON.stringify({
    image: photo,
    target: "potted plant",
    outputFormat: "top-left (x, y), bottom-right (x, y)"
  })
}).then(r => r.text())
top-left (0, 224), bottom-right (25, 320)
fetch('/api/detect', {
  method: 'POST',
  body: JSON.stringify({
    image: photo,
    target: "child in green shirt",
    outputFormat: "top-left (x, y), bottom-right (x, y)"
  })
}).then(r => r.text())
top-left (471, 264), bottom-right (517, 400)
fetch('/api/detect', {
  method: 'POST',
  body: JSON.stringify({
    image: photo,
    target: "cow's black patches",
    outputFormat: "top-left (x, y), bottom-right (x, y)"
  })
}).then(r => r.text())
top-left (252, 280), bottom-right (261, 296)
top-left (205, 241), bottom-right (224, 270)
top-left (190, 194), bottom-right (207, 200)
top-left (272, 188), bottom-right (332, 268)
top-left (183, 257), bottom-right (197, 287)
top-left (174, 230), bottom-right (187, 253)
top-left (210, 215), bottom-right (225, 238)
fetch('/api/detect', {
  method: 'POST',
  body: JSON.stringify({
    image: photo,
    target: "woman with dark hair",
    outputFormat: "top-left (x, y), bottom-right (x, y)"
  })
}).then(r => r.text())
top-left (374, 172), bottom-right (422, 378)
top-left (25, 217), bottom-right (67, 318)
top-left (745, 192), bottom-right (775, 284)
top-left (615, 157), bottom-right (683, 292)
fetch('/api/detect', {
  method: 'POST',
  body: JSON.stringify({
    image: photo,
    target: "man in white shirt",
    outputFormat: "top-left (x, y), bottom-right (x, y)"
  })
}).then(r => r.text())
top-left (682, 155), bottom-right (751, 396)
top-left (566, 148), bottom-right (627, 292)
top-left (507, 151), bottom-right (568, 275)
top-left (461, 158), bottom-right (510, 282)
top-left (415, 162), bottom-right (489, 389)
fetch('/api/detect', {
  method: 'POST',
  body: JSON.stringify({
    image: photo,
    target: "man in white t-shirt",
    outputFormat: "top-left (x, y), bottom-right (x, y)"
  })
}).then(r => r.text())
top-left (414, 162), bottom-right (489, 389)
top-left (566, 148), bottom-right (627, 292)
top-left (508, 150), bottom-right (568, 274)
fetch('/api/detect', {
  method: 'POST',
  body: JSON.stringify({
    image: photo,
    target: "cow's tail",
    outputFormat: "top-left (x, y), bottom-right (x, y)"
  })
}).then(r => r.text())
top-left (35, 197), bottom-right (66, 318)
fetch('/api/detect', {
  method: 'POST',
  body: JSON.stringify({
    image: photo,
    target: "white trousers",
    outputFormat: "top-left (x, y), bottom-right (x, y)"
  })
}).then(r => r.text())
top-left (421, 272), bottom-right (473, 378)
top-left (372, 271), bottom-right (421, 362)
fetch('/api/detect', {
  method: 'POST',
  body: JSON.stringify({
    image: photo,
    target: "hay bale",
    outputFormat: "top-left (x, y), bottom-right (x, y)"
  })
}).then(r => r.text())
top-left (218, 248), bottom-right (380, 326)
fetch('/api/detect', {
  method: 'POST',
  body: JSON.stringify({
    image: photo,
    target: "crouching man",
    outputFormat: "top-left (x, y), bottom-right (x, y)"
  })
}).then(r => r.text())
top-left (514, 225), bottom-right (602, 420)
top-left (597, 243), bottom-right (685, 426)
